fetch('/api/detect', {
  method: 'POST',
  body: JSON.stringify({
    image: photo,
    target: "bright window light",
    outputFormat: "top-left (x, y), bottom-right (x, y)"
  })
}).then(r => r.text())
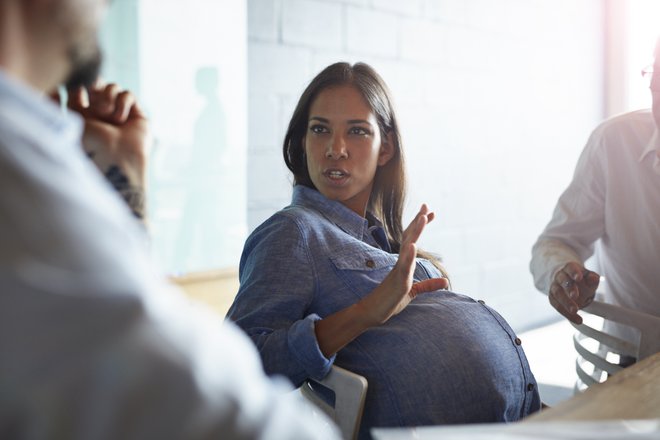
top-left (625, 0), bottom-right (660, 111)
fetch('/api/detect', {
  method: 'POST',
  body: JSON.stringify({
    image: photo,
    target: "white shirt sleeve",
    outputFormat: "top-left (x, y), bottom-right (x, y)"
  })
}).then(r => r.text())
top-left (530, 125), bottom-right (607, 295)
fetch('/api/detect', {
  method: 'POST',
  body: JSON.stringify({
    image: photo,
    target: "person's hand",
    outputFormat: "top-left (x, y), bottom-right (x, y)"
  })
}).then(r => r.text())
top-left (68, 82), bottom-right (150, 221)
top-left (548, 262), bottom-right (600, 324)
top-left (359, 204), bottom-right (448, 325)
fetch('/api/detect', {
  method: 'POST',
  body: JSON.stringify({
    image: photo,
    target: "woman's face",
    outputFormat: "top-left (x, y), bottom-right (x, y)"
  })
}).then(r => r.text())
top-left (303, 85), bottom-right (393, 217)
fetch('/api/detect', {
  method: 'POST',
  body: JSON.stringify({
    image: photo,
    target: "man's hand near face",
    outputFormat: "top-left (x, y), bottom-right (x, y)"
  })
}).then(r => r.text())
top-left (67, 82), bottom-right (150, 222)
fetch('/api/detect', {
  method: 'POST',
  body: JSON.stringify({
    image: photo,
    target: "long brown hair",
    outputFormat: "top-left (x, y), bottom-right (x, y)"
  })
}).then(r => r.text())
top-left (283, 62), bottom-right (449, 280)
top-left (283, 62), bottom-right (448, 278)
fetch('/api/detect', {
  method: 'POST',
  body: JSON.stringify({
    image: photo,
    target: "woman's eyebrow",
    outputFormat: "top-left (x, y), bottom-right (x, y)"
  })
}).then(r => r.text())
top-left (308, 116), bottom-right (373, 125)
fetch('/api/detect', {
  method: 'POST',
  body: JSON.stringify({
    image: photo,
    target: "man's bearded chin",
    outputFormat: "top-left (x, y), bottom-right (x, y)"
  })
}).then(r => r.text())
top-left (65, 48), bottom-right (103, 89)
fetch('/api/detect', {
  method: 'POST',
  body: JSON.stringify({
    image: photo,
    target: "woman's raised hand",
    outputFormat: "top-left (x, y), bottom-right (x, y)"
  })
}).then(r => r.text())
top-left (358, 204), bottom-right (448, 326)
top-left (315, 205), bottom-right (449, 357)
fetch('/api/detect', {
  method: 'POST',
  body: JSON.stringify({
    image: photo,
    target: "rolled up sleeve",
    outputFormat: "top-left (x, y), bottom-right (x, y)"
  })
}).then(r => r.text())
top-left (227, 213), bottom-right (334, 386)
top-left (530, 127), bottom-right (606, 294)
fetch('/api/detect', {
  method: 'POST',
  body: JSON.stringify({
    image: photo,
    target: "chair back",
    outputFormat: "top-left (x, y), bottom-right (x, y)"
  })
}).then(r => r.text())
top-left (300, 365), bottom-right (368, 440)
top-left (571, 296), bottom-right (660, 392)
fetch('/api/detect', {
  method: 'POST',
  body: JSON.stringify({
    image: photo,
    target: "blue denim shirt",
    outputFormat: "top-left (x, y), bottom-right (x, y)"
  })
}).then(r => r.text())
top-left (227, 186), bottom-right (540, 438)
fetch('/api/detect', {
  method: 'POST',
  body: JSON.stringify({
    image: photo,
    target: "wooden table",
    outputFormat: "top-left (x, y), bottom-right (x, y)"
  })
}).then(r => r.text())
top-left (525, 350), bottom-right (660, 422)
top-left (371, 352), bottom-right (660, 439)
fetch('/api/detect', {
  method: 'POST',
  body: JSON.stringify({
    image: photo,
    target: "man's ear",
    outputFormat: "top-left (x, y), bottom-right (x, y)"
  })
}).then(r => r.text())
top-left (377, 132), bottom-right (395, 166)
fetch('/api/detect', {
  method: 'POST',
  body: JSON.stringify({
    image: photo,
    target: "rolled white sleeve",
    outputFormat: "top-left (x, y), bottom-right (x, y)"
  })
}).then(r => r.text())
top-left (530, 126), bottom-right (607, 295)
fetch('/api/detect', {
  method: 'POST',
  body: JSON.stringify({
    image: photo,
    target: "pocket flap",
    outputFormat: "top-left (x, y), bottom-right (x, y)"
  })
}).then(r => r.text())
top-left (329, 247), bottom-right (397, 271)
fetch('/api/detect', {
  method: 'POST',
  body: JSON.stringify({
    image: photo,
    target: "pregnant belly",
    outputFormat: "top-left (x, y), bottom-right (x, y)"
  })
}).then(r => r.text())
top-left (335, 291), bottom-right (535, 428)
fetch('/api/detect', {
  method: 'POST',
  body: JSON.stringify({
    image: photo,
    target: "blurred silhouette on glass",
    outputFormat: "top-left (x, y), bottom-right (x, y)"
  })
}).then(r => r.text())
top-left (174, 66), bottom-right (228, 272)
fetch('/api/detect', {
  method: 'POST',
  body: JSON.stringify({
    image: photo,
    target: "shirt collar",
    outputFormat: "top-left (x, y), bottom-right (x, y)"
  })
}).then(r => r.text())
top-left (0, 69), bottom-right (83, 151)
top-left (638, 128), bottom-right (660, 174)
top-left (639, 128), bottom-right (659, 161)
top-left (291, 185), bottom-right (389, 249)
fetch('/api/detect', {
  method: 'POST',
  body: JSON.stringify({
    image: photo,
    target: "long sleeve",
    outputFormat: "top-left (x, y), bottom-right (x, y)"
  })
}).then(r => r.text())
top-left (227, 212), bottom-right (335, 386)
top-left (530, 125), bottom-right (607, 295)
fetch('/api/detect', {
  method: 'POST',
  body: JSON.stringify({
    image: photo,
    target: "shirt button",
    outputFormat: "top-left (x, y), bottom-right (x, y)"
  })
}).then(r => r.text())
top-left (527, 383), bottom-right (535, 392)
top-left (365, 259), bottom-right (375, 268)
top-left (514, 337), bottom-right (522, 346)
top-left (477, 300), bottom-right (485, 304)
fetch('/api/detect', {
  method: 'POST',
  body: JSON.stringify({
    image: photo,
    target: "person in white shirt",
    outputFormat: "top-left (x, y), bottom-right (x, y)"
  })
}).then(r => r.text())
top-left (0, 1), bottom-right (337, 439)
top-left (530, 37), bottom-right (660, 342)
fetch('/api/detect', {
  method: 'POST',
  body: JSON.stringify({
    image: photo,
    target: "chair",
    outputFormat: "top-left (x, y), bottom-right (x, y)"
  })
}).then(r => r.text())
top-left (300, 365), bottom-right (368, 440)
top-left (571, 295), bottom-right (660, 392)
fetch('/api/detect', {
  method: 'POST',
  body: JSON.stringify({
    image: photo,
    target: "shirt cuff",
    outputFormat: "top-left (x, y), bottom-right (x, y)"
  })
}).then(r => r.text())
top-left (287, 313), bottom-right (335, 380)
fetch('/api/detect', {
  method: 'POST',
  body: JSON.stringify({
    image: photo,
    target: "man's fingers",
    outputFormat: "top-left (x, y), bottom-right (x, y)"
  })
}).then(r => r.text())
top-left (102, 83), bottom-right (121, 100)
top-left (67, 86), bottom-right (88, 113)
top-left (563, 262), bottom-right (584, 282)
top-left (49, 89), bottom-right (61, 105)
top-left (549, 289), bottom-right (583, 324)
top-left (128, 100), bottom-right (148, 120)
top-left (554, 270), bottom-right (577, 300)
top-left (584, 270), bottom-right (601, 287)
top-left (549, 282), bottom-right (580, 316)
top-left (113, 91), bottom-right (136, 123)
top-left (86, 83), bottom-right (120, 116)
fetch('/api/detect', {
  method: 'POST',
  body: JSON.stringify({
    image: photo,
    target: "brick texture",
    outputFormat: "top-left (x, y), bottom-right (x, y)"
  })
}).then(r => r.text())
top-left (246, 0), bottom-right (605, 331)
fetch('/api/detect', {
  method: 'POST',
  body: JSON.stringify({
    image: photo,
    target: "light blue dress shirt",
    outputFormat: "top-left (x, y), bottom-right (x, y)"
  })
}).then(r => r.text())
top-left (0, 70), bottom-right (337, 440)
top-left (228, 185), bottom-right (541, 439)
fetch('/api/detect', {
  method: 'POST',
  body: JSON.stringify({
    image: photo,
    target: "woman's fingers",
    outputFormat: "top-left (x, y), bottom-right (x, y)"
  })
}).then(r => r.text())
top-left (395, 242), bottom-right (417, 277)
top-left (402, 204), bottom-right (433, 245)
top-left (411, 278), bottom-right (448, 296)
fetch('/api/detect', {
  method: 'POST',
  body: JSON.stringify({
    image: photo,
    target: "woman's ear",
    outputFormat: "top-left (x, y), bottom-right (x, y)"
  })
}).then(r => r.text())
top-left (377, 132), bottom-right (395, 166)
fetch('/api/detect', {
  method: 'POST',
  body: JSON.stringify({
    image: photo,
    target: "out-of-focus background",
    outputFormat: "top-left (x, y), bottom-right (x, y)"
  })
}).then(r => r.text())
top-left (99, 0), bottom-right (659, 338)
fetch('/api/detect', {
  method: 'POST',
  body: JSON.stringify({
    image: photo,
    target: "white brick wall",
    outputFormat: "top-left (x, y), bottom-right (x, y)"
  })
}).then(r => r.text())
top-left (282, 0), bottom-right (343, 49)
top-left (246, 0), bottom-right (605, 331)
top-left (346, 6), bottom-right (400, 57)
top-left (248, 0), bottom-right (279, 41)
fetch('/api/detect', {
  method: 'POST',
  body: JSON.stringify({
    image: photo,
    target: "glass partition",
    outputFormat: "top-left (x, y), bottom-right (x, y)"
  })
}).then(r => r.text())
top-left (99, 0), bottom-right (248, 275)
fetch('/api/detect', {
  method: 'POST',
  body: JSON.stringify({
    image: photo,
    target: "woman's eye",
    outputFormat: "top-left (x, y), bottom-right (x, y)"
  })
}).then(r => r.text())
top-left (349, 126), bottom-right (370, 136)
top-left (310, 124), bottom-right (328, 134)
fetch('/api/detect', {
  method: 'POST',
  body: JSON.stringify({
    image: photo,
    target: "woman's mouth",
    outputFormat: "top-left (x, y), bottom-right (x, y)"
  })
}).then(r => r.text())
top-left (323, 169), bottom-right (349, 183)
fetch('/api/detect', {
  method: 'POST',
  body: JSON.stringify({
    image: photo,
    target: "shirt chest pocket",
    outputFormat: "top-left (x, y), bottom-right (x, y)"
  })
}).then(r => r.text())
top-left (329, 248), bottom-right (398, 299)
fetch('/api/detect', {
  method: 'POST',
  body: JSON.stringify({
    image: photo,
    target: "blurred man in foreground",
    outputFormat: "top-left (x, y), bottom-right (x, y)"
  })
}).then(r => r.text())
top-left (0, 1), bottom-right (337, 438)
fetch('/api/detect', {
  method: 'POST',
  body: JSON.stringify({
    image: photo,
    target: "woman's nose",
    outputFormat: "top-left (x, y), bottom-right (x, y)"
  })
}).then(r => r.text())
top-left (326, 135), bottom-right (348, 159)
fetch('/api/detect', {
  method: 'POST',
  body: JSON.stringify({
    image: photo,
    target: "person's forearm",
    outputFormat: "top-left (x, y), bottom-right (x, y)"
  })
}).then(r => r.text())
top-left (314, 300), bottom-right (377, 358)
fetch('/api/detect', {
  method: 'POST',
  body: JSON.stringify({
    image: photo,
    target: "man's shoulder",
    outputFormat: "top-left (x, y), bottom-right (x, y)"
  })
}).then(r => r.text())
top-left (583, 110), bottom-right (654, 160)
top-left (594, 109), bottom-right (653, 137)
